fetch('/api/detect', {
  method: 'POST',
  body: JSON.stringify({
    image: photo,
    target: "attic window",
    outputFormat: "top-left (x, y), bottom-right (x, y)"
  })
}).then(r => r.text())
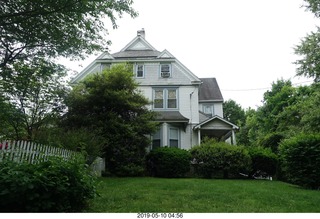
top-left (100, 63), bottom-right (110, 72)
top-left (160, 64), bottom-right (171, 78)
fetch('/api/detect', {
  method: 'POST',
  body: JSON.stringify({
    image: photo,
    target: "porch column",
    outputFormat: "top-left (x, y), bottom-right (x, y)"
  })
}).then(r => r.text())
top-left (232, 129), bottom-right (236, 145)
top-left (163, 122), bottom-right (168, 146)
top-left (197, 129), bottom-right (201, 145)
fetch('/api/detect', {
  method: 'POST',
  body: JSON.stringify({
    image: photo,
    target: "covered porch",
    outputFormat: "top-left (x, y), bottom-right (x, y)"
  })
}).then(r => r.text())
top-left (193, 115), bottom-right (239, 145)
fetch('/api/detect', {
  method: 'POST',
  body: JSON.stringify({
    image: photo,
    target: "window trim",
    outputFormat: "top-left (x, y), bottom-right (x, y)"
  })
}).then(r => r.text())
top-left (152, 128), bottom-right (162, 150)
top-left (160, 63), bottom-right (172, 78)
top-left (100, 63), bottom-right (110, 72)
top-left (202, 104), bottom-right (214, 116)
top-left (168, 126), bottom-right (180, 148)
top-left (135, 64), bottom-right (145, 78)
top-left (152, 87), bottom-right (178, 110)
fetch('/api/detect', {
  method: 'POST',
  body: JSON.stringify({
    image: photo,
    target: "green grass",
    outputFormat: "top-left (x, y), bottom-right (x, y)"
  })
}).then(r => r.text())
top-left (88, 177), bottom-right (320, 213)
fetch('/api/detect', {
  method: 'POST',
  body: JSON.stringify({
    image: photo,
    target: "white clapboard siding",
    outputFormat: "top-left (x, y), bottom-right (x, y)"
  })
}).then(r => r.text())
top-left (0, 140), bottom-right (77, 164)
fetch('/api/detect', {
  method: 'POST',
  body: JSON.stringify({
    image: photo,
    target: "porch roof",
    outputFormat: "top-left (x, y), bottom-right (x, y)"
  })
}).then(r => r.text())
top-left (193, 115), bottom-right (239, 130)
top-left (154, 111), bottom-right (189, 123)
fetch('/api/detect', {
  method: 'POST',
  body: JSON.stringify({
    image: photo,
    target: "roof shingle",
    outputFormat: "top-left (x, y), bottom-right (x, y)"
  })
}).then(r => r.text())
top-left (199, 78), bottom-right (223, 101)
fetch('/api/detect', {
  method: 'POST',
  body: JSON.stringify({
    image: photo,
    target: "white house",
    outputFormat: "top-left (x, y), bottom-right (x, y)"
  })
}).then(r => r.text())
top-left (71, 29), bottom-right (239, 150)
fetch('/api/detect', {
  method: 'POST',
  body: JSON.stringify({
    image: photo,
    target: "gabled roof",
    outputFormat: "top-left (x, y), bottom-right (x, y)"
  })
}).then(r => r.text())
top-left (157, 50), bottom-right (175, 59)
top-left (71, 29), bottom-right (202, 84)
top-left (112, 50), bottom-right (161, 59)
top-left (199, 78), bottom-right (223, 102)
top-left (194, 115), bottom-right (239, 130)
top-left (111, 34), bottom-right (161, 59)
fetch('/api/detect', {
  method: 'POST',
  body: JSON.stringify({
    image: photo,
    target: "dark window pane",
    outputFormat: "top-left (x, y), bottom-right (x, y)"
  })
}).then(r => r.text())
top-left (167, 99), bottom-right (176, 108)
top-left (169, 140), bottom-right (178, 148)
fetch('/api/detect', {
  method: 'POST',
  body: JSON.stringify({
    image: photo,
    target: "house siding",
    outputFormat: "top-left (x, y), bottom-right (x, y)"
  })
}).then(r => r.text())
top-left (136, 62), bottom-right (194, 86)
top-left (199, 102), bottom-right (223, 118)
top-left (71, 30), bottom-right (238, 149)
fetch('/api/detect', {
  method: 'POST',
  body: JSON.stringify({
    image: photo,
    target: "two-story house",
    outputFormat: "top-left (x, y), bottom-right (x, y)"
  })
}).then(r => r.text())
top-left (71, 29), bottom-right (239, 150)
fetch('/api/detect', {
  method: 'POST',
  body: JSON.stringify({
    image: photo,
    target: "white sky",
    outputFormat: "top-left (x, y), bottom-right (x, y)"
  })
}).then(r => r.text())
top-left (65, 0), bottom-right (319, 109)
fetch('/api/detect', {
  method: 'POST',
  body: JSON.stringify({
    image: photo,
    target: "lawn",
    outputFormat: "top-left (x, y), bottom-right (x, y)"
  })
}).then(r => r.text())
top-left (87, 177), bottom-right (320, 213)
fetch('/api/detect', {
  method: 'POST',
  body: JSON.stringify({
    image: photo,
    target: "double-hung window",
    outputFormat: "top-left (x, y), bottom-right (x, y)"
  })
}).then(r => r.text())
top-left (135, 64), bottom-right (144, 78)
top-left (153, 88), bottom-right (177, 109)
top-left (169, 127), bottom-right (179, 148)
top-left (160, 64), bottom-right (171, 78)
top-left (152, 129), bottom-right (161, 149)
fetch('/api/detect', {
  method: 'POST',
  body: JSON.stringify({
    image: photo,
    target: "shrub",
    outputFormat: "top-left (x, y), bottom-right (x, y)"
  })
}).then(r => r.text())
top-left (190, 139), bottom-right (251, 179)
top-left (146, 147), bottom-right (191, 178)
top-left (259, 132), bottom-right (285, 153)
top-left (279, 133), bottom-right (320, 190)
top-left (247, 147), bottom-right (278, 178)
top-left (0, 156), bottom-right (97, 212)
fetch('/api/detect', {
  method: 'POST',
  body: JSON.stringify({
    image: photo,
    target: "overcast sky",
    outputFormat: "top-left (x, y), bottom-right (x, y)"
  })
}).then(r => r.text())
top-left (66, 0), bottom-right (319, 109)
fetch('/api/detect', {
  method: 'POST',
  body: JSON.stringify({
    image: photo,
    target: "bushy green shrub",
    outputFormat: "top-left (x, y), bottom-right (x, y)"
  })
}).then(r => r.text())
top-left (259, 132), bottom-right (285, 153)
top-left (279, 133), bottom-right (320, 190)
top-left (0, 157), bottom-right (97, 212)
top-left (146, 147), bottom-right (191, 178)
top-left (190, 139), bottom-right (251, 179)
top-left (247, 147), bottom-right (278, 177)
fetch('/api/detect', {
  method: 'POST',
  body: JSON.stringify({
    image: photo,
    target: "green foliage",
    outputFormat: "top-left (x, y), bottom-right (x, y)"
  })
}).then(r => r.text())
top-left (294, 28), bottom-right (320, 81)
top-left (0, 157), bottom-right (97, 212)
top-left (0, 58), bottom-right (68, 140)
top-left (146, 147), bottom-right (191, 178)
top-left (34, 127), bottom-right (106, 162)
top-left (0, 0), bottom-right (137, 69)
top-left (279, 133), bottom-right (320, 189)
top-left (223, 99), bottom-right (246, 126)
top-left (293, 1), bottom-right (320, 81)
top-left (259, 132), bottom-right (285, 153)
top-left (247, 147), bottom-right (278, 177)
top-left (242, 80), bottom-right (320, 147)
top-left (190, 139), bottom-right (251, 179)
top-left (63, 64), bottom-right (158, 176)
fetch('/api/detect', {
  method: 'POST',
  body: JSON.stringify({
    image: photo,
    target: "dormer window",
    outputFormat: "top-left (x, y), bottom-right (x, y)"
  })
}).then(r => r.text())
top-left (136, 64), bottom-right (144, 78)
top-left (160, 64), bottom-right (171, 78)
top-left (100, 63), bottom-right (110, 72)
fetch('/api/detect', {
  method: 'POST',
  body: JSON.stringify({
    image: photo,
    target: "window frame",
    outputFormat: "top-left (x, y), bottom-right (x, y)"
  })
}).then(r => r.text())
top-left (168, 127), bottom-right (180, 148)
top-left (135, 64), bottom-right (145, 78)
top-left (203, 104), bottom-right (214, 116)
top-left (153, 87), bottom-right (178, 110)
top-left (100, 63), bottom-right (110, 72)
top-left (152, 128), bottom-right (161, 150)
top-left (160, 63), bottom-right (171, 78)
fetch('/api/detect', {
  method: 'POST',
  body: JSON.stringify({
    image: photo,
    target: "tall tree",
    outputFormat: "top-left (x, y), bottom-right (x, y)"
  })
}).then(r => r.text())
top-left (294, 0), bottom-right (320, 81)
top-left (0, 58), bottom-right (68, 140)
top-left (223, 99), bottom-right (246, 126)
top-left (63, 64), bottom-right (158, 176)
top-left (0, 0), bottom-right (137, 70)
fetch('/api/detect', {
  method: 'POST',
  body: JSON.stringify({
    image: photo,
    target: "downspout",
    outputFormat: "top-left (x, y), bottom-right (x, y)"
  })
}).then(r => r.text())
top-left (189, 87), bottom-right (197, 147)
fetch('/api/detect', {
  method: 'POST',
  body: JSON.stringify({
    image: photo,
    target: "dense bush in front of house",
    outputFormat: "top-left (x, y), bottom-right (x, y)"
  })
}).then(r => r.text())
top-left (279, 133), bottom-right (320, 190)
top-left (190, 139), bottom-right (251, 179)
top-left (259, 132), bottom-right (285, 154)
top-left (146, 147), bottom-right (192, 178)
top-left (247, 147), bottom-right (278, 178)
top-left (0, 156), bottom-right (97, 212)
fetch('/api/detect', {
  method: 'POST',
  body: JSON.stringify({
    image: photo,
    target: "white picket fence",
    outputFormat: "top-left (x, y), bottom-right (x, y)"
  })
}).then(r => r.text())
top-left (0, 140), bottom-right (77, 164)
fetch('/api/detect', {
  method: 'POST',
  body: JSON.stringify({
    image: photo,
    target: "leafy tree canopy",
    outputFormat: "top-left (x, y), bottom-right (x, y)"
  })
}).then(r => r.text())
top-left (0, 0), bottom-right (137, 69)
top-left (0, 58), bottom-right (69, 140)
top-left (63, 64), bottom-right (158, 176)
top-left (223, 99), bottom-right (246, 126)
top-left (294, 0), bottom-right (320, 81)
